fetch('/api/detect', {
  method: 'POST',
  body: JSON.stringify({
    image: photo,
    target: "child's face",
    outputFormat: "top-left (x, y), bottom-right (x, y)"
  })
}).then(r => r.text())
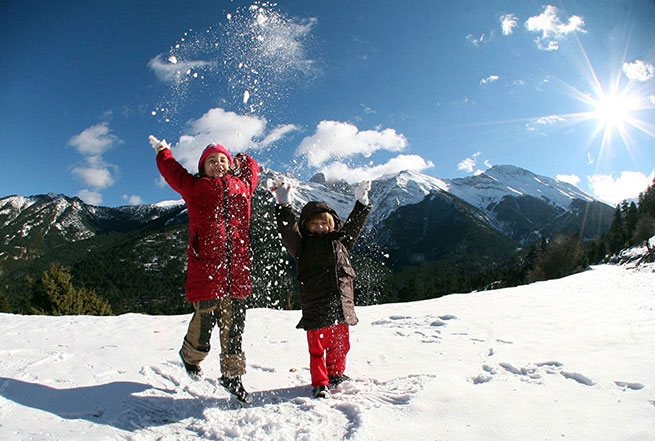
top-left (203, 152), bottom-right (231, 178)
top-left (306, 217), bottom-right (332, 235)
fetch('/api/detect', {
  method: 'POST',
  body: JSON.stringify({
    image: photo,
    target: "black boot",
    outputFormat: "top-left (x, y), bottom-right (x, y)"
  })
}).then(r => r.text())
top-left (221, 376), bottom-right (253, 404)
top-left (329, 374), bottom-right (351, 385)
top-left (179, 350), bottom-right (202, 380)
top-left (312, 385), bottom-right (330, 399)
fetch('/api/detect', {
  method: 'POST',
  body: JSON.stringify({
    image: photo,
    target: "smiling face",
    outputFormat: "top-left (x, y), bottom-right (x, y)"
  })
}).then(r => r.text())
top-left (202, 152), bottom-right (231, 178)
top-left (305, 212), bottom-right (335, 235)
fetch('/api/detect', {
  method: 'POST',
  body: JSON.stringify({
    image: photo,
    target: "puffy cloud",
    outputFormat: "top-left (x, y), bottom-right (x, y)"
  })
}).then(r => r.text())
top-left (296, 120), bottom-right (408, 167)
top-left (458, 157), bottom-right (477, 173)
top-left (76, 189), bottom-right (103, 206)
top-left (68, 123), bottom-right (119, 156)
top-left (525, 5), bottom-right (585, 51)
top-left (457, 152), bottom-right (485, 174)
top-left (122, 194), bottom-right (144, 205)
top-left (260, 123), bottom-right (301, 147)
top-left (319, 155), bottom-right (434, 183)
top-left (588, 170), bottom-right (655, 205)
top-left (500, 14), bottom-right (519, 35)
top-left (68, 123), bottom-right (121, 194)
top-left (72, 165), bottom-right (115, 190)
top-left (622, 60), bottom-right (655, 82)
top-left (556, 174), bottom-right (581, 186)
top-left (170, 107), bottom-right (299, 173)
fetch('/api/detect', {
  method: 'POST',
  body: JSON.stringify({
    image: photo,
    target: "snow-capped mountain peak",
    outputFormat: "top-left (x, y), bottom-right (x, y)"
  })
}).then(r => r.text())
top-left (444, 164), bottom-right (595, 212)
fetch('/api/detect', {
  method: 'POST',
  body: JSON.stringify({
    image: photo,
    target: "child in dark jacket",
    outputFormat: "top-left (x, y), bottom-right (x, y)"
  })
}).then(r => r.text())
top-left (271, 179), bottom-right (371, 398)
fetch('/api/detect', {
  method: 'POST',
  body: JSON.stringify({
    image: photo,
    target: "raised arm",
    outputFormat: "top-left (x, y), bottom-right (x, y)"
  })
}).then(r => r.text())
top-left (233, 153), bottom-right (260, 197)
top-left (270, 179), bottom-right (303, 259)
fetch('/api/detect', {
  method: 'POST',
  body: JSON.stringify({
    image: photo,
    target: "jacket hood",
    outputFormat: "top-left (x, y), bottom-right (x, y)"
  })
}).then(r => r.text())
top-left (299, 201), bottom-right (343, 232)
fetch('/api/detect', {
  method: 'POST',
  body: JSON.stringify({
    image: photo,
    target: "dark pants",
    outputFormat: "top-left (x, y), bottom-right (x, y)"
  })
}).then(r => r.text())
top-left (180, 296), bottom-right (247, 378)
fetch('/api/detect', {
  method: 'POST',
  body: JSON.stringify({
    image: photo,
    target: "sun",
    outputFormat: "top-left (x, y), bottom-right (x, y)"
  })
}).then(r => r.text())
top-left (555, 71), bottom-right (655, 168)
top-left (591, 92), bottom-right (637, 130)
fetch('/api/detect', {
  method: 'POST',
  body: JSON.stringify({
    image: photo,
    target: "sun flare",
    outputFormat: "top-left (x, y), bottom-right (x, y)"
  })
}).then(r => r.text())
top-left (592, 92), bottom-right (637, 130)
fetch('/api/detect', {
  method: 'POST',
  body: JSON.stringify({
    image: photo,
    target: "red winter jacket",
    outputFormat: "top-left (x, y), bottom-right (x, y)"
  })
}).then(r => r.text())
top-left (156, 149), bottom-right (259, 303)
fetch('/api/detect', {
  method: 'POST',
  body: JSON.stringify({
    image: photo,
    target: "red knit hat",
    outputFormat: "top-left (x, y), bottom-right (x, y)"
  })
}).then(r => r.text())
top-left (198, 143), bottom-right (233, 174)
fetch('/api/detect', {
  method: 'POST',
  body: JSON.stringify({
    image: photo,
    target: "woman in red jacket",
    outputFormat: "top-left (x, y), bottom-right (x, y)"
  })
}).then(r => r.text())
top-left (150, 135), bottom-right (259, 403)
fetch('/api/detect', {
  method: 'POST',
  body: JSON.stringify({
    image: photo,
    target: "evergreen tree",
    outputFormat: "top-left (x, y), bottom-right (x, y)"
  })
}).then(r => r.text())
top-left (624, 201), bottom-right (639, 245)
top-left (530, 234), bottom-right (587, 281)
top-left (0, 290), bottom-right (10, 313)
top-left (638, 178), bottom-right (655, 218)
top-left (606, 205), bottom-right (627, 253)
top-left (29, 263), bottom-right (112, 316)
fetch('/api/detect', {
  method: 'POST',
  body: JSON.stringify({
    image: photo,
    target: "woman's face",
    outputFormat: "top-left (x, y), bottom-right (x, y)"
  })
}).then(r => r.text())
top-left (203, 152), bottom-right (231, 178)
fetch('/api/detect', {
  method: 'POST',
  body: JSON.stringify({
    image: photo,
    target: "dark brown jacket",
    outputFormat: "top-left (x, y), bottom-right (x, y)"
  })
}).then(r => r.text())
top-left (275, 200), bottom-right (371, 331)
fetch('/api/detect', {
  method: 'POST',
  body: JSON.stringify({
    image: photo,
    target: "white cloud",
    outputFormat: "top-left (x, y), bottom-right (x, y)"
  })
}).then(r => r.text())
top-left (148, 54), bottom-right (212, 84)
top-left (526, 114), bottom-right (565, 131)
top-left (500, 14), bottom-right (519, 35)
top-left (525, 5), bottom-right (585, 51)
top-left (72, 166), bottom-right (115, 190)
top-left (457, 152), bottom-right (482, 173)
top-left (169, 108), bottom-right (299, 173)
top-left (458, 158), bottom-right (477, 173)
top-left (296, 121), bottom-right (408, 167)
top-left (68, 123), bottom-right (119, 156)
top-left (319, 154), bottom-right (434, 183)
top-left (622, 60), bottom-right (655, 82)
top-left (260, 124), bottom-right (301, 147)
top-left (76, 189), bottom-right (103, 206)
top-left (588, 170), bottom-right (655, 205)
top-left (68, 123), bottom-right (121, 193)
top-left (556, 174), bottom-right (581, 186)
top-left (122, 194), bottom-right (144, 205)
top-left (480, 75), bottom-right (499, 86)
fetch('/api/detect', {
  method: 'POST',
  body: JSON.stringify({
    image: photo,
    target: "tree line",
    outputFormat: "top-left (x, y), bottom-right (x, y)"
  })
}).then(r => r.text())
top-left (1, 179), bottom-right (653, 316)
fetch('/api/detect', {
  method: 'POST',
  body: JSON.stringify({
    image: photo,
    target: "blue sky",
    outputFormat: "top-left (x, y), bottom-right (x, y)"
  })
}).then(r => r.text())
top-left (1, 0), bottom-right (654, 207)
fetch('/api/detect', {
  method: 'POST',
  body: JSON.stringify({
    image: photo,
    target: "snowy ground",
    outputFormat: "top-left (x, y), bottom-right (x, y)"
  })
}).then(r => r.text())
top-left (1, 263), bottom-right (654, 440)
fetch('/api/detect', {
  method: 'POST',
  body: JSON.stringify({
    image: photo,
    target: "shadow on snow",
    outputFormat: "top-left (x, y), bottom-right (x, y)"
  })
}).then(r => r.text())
top-left (0, 376), bottom-right (309, 432)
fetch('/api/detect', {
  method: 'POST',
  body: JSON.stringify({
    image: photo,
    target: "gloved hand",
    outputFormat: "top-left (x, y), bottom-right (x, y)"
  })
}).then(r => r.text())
top-left (268, 178), bottom-right (291, 205)
top-left (148, 135), bottom-right (170, 153)
top-left (355, 180), bottom-right (371, 205)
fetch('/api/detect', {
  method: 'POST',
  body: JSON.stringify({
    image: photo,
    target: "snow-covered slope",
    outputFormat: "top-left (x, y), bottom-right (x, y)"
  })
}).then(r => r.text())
top-left (444, 164), bottom-right (595, 212)
top-left (0, 261), bottom-right (653, 441)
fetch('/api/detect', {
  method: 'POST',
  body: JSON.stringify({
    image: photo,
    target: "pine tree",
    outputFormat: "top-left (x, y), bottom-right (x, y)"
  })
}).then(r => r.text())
top-left (29, 263), bottom-right (112, 316)
top-left (638, 178), bottom-right (655, 218)
top-left (0, 290), bottom-right (10, 312)
top-left (530, 234), bottom-right (586, 281)
top-left (606, 205), bottom-right (627, 253)
top-left (624, 201), bottom-right (639, 245)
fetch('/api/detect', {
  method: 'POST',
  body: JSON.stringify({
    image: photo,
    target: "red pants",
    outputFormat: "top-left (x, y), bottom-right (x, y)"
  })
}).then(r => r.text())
top-left (306, 323), bottom-right (350, 387)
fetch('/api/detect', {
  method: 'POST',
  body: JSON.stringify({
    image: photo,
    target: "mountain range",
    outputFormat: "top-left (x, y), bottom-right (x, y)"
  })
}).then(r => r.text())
top-left (0, 165), bottom-right (615, 313)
